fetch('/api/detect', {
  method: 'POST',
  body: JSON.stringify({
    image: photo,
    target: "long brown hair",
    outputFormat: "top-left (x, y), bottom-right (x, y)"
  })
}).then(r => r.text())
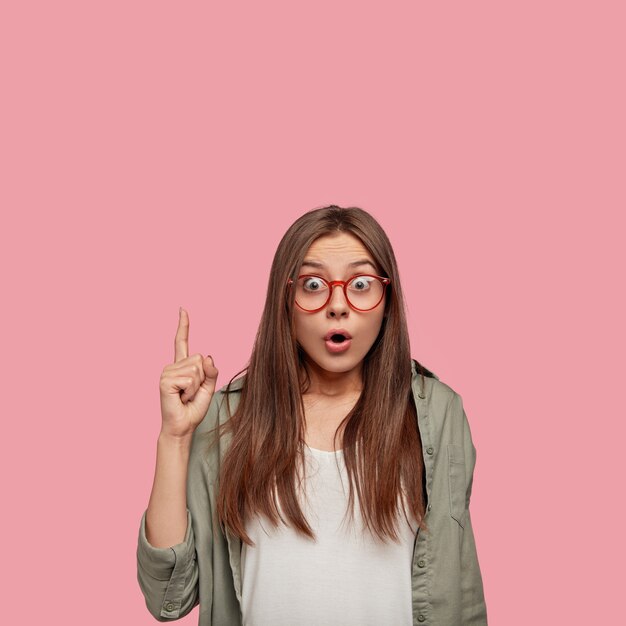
top-left (211, 205), bottom-right (430, 546)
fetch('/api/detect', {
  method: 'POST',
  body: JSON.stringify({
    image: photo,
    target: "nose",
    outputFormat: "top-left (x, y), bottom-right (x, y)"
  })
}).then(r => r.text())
top-left (326, 284), bottom-right (350, 317)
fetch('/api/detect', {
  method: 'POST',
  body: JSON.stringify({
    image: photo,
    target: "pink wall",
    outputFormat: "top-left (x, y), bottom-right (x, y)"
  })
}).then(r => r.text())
top-left (2, 1), bottom-right (624, 624)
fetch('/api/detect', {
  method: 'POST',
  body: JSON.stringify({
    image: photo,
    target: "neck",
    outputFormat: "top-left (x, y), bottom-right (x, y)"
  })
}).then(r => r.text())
top-left (299, 357), bottom-right (363, 398)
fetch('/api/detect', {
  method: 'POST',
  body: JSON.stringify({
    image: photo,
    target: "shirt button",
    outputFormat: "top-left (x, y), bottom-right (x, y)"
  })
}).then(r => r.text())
top-left (418, 559), bottom-right (426, 567)
top-left (164, 602), bottom-right (174, 611)
top-left (426, 446), bottom-right (434, 455)
top-left (427, 504), bottom-right (432, 510)
top-left (418, 615), bottom-right (426, 622)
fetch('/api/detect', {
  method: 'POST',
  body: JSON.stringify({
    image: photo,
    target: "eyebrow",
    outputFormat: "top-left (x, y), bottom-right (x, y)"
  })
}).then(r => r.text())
top-left (301, 259), bottom-right (377, 270)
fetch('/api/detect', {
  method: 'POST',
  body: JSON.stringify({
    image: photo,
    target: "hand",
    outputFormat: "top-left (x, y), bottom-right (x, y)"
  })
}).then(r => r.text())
top-left (158, 308), bottom-right (219, 439)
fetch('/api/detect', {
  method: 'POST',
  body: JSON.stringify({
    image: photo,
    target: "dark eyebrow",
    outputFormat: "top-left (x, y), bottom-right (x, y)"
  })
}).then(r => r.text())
top-left (301, 259), bottom-right (378, 271)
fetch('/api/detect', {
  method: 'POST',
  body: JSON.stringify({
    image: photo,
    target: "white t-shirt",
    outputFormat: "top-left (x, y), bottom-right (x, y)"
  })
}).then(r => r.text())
top-left (240, 444), bottom-right (417, 626)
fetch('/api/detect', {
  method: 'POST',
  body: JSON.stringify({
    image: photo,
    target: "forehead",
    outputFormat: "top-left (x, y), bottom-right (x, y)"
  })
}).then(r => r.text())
top-left (301, 232), bottom-right (378, 271)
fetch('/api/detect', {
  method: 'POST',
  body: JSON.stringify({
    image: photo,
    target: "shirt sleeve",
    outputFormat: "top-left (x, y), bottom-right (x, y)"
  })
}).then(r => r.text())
top-left (136, 390), bottom-right (223, 620)
top-left (457, 393), bottom-right (489, 626)
top-left (136, 506), bottom-right (200, 620)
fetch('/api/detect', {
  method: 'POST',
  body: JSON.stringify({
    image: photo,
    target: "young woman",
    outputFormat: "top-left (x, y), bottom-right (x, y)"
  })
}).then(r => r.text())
top-left (137, 206), bottom-right (488, 626)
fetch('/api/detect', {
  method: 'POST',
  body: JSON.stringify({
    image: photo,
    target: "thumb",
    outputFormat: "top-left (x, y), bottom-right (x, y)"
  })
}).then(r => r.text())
top-left (189, 355), bottom-right (218, 410)
top-left (199, 355), bottom-right (218, 395)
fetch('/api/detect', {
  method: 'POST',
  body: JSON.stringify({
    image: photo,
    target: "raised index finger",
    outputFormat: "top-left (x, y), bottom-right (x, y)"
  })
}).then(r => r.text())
top-left (174, 307), bottom-right (189, 362)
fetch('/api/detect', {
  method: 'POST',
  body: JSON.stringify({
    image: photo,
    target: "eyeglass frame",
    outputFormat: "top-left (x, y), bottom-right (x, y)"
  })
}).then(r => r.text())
top-left (286, 273), bottom-right (391, 313)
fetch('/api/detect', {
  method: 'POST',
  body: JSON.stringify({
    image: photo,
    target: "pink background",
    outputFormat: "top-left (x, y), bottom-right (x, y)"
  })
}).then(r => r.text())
top-left (2, 1), bottom-right (624, 624)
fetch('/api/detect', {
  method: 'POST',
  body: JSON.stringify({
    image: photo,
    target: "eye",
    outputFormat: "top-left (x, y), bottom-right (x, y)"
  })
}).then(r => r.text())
top-left (348, 275), bottom-right (374, 291)
top-left (302, 276), bottom-right (328, 292)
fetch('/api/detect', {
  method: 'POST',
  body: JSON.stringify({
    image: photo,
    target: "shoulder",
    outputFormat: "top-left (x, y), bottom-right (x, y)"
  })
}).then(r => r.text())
top-left (190, 376), bottom-right (244, 448)
top-left (216, 375), bottom-right (245, 420)
top-left (213, 372), bottom-right (245, 411)
top-left (218, 374), bottom-right (245, 394)
top-left (411, 359), bottom-right (471, 438)
top-left (411, 358), bottom-right (461, 409)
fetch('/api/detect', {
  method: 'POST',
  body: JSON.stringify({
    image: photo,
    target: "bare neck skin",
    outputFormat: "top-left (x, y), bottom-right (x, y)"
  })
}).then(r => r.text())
top-left (299, 357), bottom-right (362, 451)
top-left (299, 356), bottom-right (363, 401)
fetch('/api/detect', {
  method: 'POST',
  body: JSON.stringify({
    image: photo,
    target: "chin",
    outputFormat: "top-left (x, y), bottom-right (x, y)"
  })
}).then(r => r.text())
top-left (305, 350), bottom-right (363, 372)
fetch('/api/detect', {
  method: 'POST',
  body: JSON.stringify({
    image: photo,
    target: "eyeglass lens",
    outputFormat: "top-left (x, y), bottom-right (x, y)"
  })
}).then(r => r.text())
top-left (295, 275), bottom-right (384, 311)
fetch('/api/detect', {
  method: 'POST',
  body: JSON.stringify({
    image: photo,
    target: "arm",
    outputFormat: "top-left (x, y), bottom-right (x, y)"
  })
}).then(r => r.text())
top-left (136, 392), bottom-right (220, 620)
top-left (136, 435), bottom-right (200, 621)
top-left (457, 394), bottom-right (489, 625)
top-left (137, 506), bottom-right (199, 621)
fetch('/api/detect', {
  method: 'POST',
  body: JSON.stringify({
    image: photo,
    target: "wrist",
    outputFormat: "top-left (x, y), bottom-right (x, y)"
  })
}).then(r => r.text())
top-left (158, 430), bottom-right (193, 448)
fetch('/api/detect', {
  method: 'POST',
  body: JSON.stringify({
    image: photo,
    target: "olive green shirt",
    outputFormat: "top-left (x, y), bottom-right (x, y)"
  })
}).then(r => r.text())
top-left (136, 359), bottom-right (488, 625)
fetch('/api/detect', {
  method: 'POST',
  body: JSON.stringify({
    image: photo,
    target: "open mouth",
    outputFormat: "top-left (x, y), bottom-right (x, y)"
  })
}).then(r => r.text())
top-left (324, 332), bottom-right (352, 353)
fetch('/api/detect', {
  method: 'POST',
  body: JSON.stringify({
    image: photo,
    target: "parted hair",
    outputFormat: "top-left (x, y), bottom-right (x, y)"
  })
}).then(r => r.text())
top-left (208, 205), bottom-right (431, 546)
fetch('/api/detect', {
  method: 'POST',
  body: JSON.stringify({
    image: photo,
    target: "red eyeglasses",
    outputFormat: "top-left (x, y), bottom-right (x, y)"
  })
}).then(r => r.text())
top-left (286, 274), bottom-right (391, 312)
